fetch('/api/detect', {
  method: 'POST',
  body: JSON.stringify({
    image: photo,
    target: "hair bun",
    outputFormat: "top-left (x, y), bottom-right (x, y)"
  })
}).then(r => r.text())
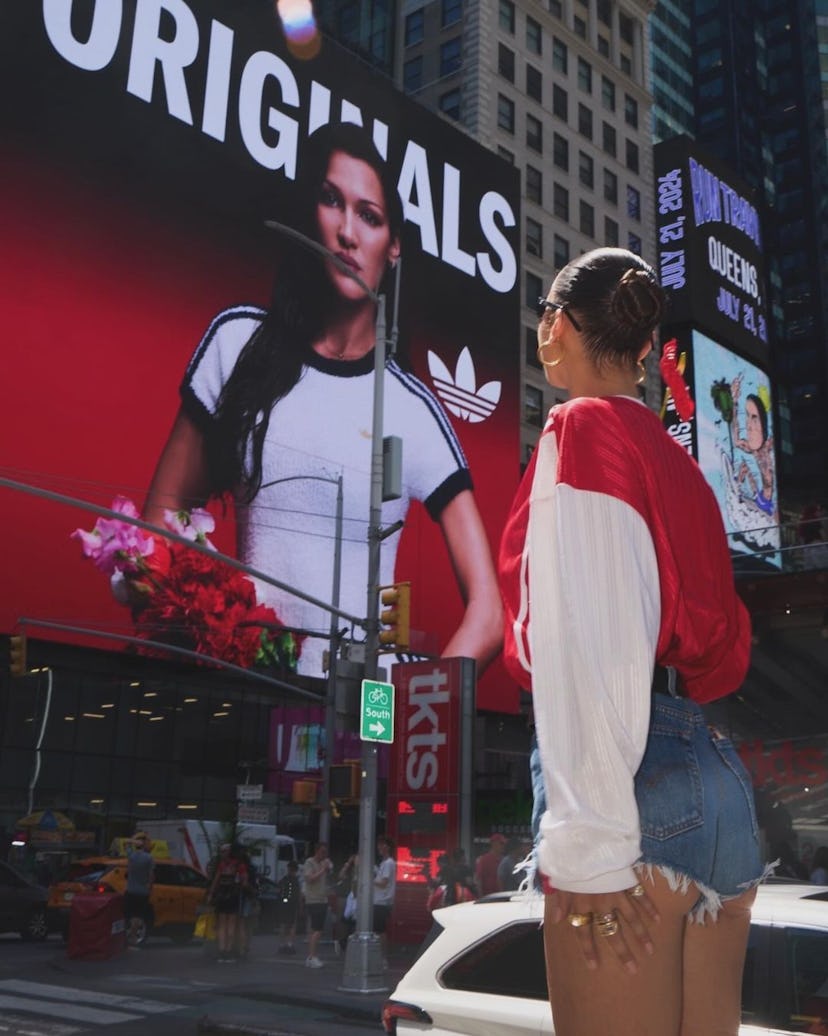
top-left (611, 268), bottom-right (665, 330)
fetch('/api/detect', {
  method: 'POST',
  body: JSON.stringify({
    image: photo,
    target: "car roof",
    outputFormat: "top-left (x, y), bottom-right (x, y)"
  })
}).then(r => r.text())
top-left (67, 856), bottom-right (196, 868)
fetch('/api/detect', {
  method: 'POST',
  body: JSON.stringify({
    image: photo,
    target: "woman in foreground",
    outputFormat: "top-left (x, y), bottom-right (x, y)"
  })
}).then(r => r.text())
top-left (499, 248), bottom-right (766, 1036)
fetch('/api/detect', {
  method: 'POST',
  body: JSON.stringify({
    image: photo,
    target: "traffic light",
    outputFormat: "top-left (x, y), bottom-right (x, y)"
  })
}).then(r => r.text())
top-left (9, 634), bottom-right (27, 677)
top-left (378, 581), bottom-right (411, 650)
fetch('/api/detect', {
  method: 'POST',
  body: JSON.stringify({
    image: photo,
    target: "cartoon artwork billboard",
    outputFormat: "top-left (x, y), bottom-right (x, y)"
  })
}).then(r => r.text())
top-left (0, 2), bottom-right (522, 711)
top-left (693, 332), bottom-right (780, 568)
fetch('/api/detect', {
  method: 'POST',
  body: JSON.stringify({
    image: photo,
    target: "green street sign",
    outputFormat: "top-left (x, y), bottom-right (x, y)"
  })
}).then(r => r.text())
top-left (360, 679), bottom-right (395, 743)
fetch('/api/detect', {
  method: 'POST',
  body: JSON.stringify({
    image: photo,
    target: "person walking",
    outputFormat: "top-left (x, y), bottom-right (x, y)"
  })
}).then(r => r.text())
top-left (373, 837), bottom-right (396, 964)
top-left (497, 839), bottom-right (523, 892)
top-left (124, 832), bottom-right (154, 947)
top-left (302, 841), bottom-right (332, 968)
top-left (276, 859), bottom-right (302, 954)
top-left (474, 833), bottom-right (506, 897)
top-left (499, 247), bottom-right (767, 1036)
top-left (207, 843), bottom-right (248, 963)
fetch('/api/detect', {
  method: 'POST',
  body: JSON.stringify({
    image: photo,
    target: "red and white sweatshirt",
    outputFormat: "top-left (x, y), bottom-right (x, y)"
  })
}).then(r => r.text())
top-left (498, 395), bottom-right (751, 894)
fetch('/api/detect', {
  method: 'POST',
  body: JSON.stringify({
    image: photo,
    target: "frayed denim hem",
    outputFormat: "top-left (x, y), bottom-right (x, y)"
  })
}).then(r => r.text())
top-left (635, 859), bottom-right (777, 924)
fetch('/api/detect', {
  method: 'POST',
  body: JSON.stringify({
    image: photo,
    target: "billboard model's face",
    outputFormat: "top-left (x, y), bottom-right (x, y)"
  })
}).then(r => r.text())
top-left (745, 398), bottom-right (766, 451)
top-left (316, 150), bottom-right (400, 303)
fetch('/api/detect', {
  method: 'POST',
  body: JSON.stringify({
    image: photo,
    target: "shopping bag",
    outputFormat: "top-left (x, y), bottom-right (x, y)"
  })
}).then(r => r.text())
top-left (194, 908), bottom-right (216, 941)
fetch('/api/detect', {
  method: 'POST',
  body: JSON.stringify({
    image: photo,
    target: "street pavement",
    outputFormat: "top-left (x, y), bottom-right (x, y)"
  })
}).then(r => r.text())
top-left (0, 931), bottom-right (421, 1035)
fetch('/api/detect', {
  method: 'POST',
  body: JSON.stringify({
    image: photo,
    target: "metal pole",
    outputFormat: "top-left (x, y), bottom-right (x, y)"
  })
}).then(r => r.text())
top-left (340, 297), bottom-right (388, 993)
top-left (319, 474), bottom-right (343, 845)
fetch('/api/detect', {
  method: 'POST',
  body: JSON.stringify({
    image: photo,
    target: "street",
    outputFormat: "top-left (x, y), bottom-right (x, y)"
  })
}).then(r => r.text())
top-left (0, 932), bottom-right (401, 1036)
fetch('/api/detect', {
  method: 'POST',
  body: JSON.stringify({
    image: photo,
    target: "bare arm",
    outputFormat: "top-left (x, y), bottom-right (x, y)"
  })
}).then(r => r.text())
top-left (438, 490), bottom-right (504, 672)
top-left (144, 409), bottom-right (213, 526)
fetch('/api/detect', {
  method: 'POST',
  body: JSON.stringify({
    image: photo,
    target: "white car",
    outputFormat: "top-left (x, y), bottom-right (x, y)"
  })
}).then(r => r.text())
top-left (381, 882), bottom-right (828, 1035)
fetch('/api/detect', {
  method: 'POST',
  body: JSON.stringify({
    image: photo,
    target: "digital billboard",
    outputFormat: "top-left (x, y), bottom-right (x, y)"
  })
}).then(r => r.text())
top-left (654, 137), bottom-right (769, 367)
top-left (0, 2), bottom-right (522, 712)
top-left (660, 329), bottom-right (780, 569)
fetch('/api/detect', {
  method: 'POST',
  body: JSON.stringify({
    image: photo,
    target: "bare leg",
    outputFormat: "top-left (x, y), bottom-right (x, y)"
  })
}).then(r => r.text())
top-left (544, 870), bottom-right (695, 1036)
top-left (681, 886), bottom-right (756, 1036)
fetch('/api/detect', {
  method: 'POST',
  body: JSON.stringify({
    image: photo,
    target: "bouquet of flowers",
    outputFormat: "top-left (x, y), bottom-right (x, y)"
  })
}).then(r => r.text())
top-left (72, 497), bottom-right (302, 672)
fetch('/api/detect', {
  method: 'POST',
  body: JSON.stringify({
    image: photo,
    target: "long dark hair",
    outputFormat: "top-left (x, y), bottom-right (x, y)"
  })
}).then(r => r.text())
top-left (207, 122), bottom-right (404, 501)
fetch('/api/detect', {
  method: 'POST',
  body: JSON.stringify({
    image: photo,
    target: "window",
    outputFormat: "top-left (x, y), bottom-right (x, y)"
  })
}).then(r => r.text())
top-left (441, 37), bottom-right (462, 76)
top-left (440, 89), bottom-right (461, 120)
top-left (498, 44), bottom-right (515, 81)
top-left (604, 167), bottom-right (618, 203)
top-left (439, 919), bottom-right (551, 998)
top-left (579, 200), bottom-right (594, 237)
top-left (553, 132), bottom-right (569, 170)
top-left (777, 927), bottom-right (828, 1034)
top-left (573, 14), bottom-right (587, 38)
top-left (525, 271), bottom-right (543, 308)
top-left (499, 0), bottom-right (515, 33)
top-left (526, 165), bottom-right (542, 204)
top-left (578, 151), bottom-right (594, 188)
top-left (578, 102), bottom-right (593, 139)
top-left (628, 232), bottom-right (642, 254)
top-left (548, 0), bottom-right (562, 16)
top-left (597, 35), bottom-right (610, 57)
top-left (627, 185), bottom-right (641, 221)
top-left (577, 57), bottom-right (592, 92)
top-left (624, 94), bottom-right (639, 128)
top-left (526, 113), bottom-right (542, 152)
top-left (602, 121), bottom-right (616, 157)
top-left (497, 146), bottom-right (514, 164)
top-left (403, 56), bottom-right (423, 93)
top-left (524, 384), bottom-right (545, 428)
top-left (526, 326), bottom-right (542, 370)
top-left (597, 0), bottom-right (611, 25)
top-left (498, 94), bottom-right (515, 133)
top-left (441, 0), bottom-right (462, 28)
top-left (619, 12), bottom-right (634, 45)
top-left (601, 76), bottom-right (615, 111)
top-left (553, 182), bottom-right (569, 221)
top-left (553, 84), bottom-right (568, 121)
top-left (526, 64), bottom-right (542, 101)
top-left (552, 37), bottom-right (567, 74)
top-left (604, 215), bottom-right (619, 246)
top-left (405, 9), bottom-right (424, 45)
top-left (526, 16), bottom-right (542, 54)
top-left (626, 139), bottom-right (639, 173)
top-left (526, 217), bottom-right (543, 258)
top-left (620, 53), bottom-right (631, 75)
top-left (553, 233), bottom-right (569, 269)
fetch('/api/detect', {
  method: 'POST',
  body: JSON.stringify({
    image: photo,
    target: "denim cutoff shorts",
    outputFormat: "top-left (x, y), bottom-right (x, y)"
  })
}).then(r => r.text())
top-left (634, 693), bottom-right (764, 920)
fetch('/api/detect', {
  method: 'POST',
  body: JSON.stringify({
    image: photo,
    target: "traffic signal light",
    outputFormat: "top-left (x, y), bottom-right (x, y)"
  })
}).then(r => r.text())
top-left (378, 581), bottom-right (411, 650)
top-left (9, 634), bottom-right (27, 677)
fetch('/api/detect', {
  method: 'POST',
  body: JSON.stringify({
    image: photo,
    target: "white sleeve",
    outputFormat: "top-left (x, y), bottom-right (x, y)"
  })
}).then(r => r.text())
top-left (183, 306), bottom-right (264, 417)
top-left (528, 431), bottom-right (660, 894)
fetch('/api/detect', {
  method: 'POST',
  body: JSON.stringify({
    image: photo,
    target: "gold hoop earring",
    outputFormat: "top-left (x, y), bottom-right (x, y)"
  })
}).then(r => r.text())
top-left (636, 360), bottom-right (647, 385)
top-left (537, 337), bottom-right (563, 369)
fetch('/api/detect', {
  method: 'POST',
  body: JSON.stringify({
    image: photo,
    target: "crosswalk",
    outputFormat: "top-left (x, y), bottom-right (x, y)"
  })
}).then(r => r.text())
top-left (0, 979), bottom-right (181, 1033)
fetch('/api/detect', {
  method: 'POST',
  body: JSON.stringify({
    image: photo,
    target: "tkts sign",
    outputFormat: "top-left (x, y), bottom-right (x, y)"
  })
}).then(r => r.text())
top-left (386, 658), bottom-right (474, 943)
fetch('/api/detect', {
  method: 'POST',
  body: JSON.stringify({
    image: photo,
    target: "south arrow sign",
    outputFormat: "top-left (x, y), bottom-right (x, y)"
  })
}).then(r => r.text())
top-left (360, 679), bottom-right (395, 744)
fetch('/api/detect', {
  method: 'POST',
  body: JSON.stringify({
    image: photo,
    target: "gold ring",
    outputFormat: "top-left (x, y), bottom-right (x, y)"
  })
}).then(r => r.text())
top-left (566, 912), bottom-right (594, 928)
top-left (595, 911), bottom-right (617, 924)
top-left (627, 883), bottom-right (645, 898)
top-left (596, 919), bottom-right (620, 937)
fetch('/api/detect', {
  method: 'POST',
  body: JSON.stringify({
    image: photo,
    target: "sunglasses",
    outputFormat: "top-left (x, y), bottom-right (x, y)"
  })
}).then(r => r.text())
top-left (536, 296), bottom-right (582, 332)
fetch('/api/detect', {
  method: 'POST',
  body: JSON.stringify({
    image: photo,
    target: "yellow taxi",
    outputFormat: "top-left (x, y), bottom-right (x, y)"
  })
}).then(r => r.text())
top-left (48, 855), bottom-right (209, 944)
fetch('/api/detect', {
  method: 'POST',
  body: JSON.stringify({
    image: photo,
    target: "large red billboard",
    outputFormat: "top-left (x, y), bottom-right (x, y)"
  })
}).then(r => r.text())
top-left (0, 2), bottom-right (521, 711)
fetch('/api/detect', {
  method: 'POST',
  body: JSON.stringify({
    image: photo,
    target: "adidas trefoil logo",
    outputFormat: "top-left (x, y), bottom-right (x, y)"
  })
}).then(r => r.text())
top-left (427, 347), bottom-right (501, 424)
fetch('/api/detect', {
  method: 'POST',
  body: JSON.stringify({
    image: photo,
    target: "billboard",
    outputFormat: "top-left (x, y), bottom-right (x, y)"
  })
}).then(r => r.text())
top-left (660, 329), bottom-right (780, 569)
top-left (0, 2), bottom-right (521, 712)
top-left (654, 137), bottom-right (769, 366)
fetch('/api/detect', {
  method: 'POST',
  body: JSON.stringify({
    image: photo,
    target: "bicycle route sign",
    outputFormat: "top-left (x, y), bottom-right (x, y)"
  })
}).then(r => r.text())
top-left (360, 679), bottom-right (395, 743)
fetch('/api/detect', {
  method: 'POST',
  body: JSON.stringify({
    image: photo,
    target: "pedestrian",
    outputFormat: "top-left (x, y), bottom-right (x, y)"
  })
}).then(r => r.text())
top-left (207, 842), bottom-right (248, 963)
top-left (277, 859), bottom-right (302, 954)
top-left (237, 848), bottom-right (259, 959)
top-left (373, 836), bottom-right (396, 963)
top-left (474, 833), bottom-right (506, 897)
top-left (499, 247), bottom-right (767, 1035)
top-left (497, 838), bottom-right (523, 892)
top-left (124, 832), bottom-right (154, 947)
top-left (810, 846), bottom-right (828, 885)
top-left (336, 853), bottom-right (358, 954)
top-left (302, 841), bottom-right (332, 968)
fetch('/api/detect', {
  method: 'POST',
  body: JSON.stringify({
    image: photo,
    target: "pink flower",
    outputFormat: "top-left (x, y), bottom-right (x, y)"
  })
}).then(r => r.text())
top-left (163, 507), bottom-right (216, 548)
top-left (71, 495), bottom-right (155, 576)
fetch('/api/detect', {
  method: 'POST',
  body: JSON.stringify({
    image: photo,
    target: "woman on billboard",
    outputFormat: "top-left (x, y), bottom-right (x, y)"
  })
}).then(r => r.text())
top-left (499, 248), bottom-right (766, 1035)
top-left (144, 122), bottom-right (502, 677)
